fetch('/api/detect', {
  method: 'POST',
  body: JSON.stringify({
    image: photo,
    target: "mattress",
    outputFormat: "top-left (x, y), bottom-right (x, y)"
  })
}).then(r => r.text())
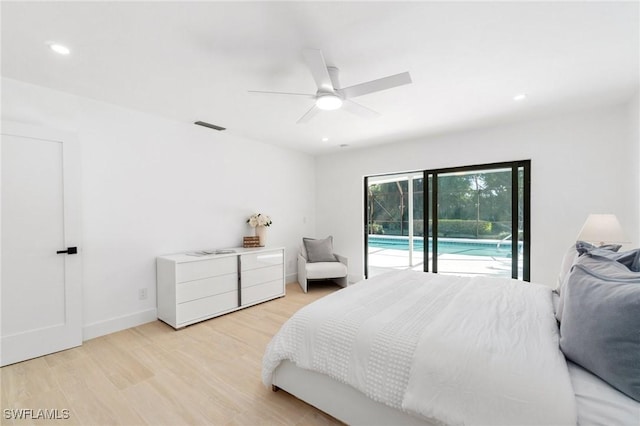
top-left (264, 269), bottom-right (577, 425)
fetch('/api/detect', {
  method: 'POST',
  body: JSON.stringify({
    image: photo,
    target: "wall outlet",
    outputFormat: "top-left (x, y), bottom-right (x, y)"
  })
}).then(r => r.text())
top-left (138, 288), bottom-right (148, 300)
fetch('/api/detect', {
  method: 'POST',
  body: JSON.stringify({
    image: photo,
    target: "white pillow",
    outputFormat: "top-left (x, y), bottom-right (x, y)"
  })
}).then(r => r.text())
top-left (557, 244), bottom-right (579, 292)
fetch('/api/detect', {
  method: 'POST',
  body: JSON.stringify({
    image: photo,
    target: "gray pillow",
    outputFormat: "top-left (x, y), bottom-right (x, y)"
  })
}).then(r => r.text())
top-left (575, 240), bottom-right (621, 256)
top-left (303, 236), bottom-right (338, 263)
top-left (588, 248), bottom-right (640, 272)
top-left (559, 259), bottom-right (640, 402)
top-left (556, 242), bottom-right (621, 295)
top-left (556, 254), bottom-right (631, 322)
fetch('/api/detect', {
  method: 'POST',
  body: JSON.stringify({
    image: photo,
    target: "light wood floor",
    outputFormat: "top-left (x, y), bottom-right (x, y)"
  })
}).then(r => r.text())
top-left (1, 282), bottom-right (344, 425)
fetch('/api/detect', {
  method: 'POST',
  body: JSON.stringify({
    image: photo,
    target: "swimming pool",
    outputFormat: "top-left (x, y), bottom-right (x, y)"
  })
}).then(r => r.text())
top-left (368, 235), bottom-right (521, 258)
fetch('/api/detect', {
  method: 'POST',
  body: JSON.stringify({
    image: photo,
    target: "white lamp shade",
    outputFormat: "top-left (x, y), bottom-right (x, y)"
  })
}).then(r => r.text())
top-left (576, 214), bottom-right (630, 245)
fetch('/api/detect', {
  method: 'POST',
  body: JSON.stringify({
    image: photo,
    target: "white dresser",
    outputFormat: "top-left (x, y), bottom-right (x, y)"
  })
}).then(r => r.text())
top-left (157, 247), bottom-right (285, 329)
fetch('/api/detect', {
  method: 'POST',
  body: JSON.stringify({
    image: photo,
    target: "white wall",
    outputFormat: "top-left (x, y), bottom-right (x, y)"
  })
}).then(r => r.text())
top-left (2, 77), bottom-right (316, 339)
top-left (4, 75), bottom-right (638, 340)
top-left (315, 101), bottom-right (640, 287)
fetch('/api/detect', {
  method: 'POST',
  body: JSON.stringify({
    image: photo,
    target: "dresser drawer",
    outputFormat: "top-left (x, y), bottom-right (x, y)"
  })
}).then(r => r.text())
top-left (241, 250), bottom-right (283, 271)
top-left (176, 291), bottom-right (238, 325)
top-left (242, 264), bottom-right (283, 288)
top-left (176, 273), bottom-right (237, 303)
top-left (176, 256), bottom-right (237, 283)
top-left (242, 279), bottom-right (284, 306)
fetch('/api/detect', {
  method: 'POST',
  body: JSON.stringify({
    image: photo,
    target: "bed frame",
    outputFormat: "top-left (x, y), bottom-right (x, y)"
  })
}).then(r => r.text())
top-left (272, 360), bottom-right (433, 426)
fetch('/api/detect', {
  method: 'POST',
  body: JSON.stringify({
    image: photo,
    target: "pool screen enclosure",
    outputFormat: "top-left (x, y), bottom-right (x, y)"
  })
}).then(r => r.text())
top-left (364, 160), bottom-right (530, 281)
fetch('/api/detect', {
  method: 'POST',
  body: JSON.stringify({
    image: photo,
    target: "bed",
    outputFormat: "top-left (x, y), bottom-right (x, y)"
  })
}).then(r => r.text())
top-left (262, 244), bottom-right (640, 425)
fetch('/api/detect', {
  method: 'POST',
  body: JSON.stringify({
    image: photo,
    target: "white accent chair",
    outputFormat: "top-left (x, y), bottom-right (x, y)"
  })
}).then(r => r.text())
top-left (297, 243), bottom-right (348, 293)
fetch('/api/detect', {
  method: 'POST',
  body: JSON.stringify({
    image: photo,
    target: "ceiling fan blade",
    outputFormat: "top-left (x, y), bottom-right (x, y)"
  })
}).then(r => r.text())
top-left (342, 100), bottom-right (381, 119)
top-left (248, 90), bottom-right (315, 99)
top-left (339, 72), bottom-right (412, 99)
top-left (302, 49), bottom-right (335, 93)
top-left (296, 105), bottom-right (321, 124)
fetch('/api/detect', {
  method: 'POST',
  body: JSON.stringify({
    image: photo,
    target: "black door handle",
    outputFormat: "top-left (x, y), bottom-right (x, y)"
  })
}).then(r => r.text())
top-left (56, 247), bottom-right (78, 255)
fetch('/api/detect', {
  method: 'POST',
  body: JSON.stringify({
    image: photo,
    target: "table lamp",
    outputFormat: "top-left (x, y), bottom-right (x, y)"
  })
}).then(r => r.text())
top-left (576, 214), bottom-right (630, 246)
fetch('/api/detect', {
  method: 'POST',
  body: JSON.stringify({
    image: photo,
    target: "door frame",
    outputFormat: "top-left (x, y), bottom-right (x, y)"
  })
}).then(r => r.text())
top-left (424, 160), bottom-right (530, 281)
top-left (1, 121), bottom-right (82, 366)
top-left (364, 160), bottom-right (530, 281)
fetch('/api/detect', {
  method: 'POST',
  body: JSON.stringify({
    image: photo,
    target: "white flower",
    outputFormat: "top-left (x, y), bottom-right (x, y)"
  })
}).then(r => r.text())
top-left (259, 215), bottom-right (271, 226)
top-left (247, 213), bottom-right (272, 227)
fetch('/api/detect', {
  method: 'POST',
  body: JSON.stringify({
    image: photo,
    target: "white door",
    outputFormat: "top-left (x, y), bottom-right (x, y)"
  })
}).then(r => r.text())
top-left (1, 122), bottom-right (82, 366)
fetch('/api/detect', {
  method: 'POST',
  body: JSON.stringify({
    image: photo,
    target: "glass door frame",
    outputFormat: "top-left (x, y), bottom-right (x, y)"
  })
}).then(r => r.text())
top-left (364, 160), bottom-right (530, 281)
top-left (425, 160), bottom-right (530, 281)
top-left (363, 170), bottom-right (423, 278)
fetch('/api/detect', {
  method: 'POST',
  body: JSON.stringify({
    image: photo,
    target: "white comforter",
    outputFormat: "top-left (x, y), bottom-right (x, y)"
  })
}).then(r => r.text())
top-left (263, 270), bottom-right (577, 425)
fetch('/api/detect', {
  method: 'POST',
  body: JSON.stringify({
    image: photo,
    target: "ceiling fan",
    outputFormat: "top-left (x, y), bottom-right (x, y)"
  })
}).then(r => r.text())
top-left (249, 49), bottom-right (412, 123)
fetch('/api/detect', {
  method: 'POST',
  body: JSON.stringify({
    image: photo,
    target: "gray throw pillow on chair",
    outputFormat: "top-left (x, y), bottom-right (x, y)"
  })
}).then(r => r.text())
top-left (303, 236), bottom-right (338, 263)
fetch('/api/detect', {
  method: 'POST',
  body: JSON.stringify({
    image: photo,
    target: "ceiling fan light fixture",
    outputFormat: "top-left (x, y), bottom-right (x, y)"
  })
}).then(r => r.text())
top-left (316, 94), bottom-right (342, 110)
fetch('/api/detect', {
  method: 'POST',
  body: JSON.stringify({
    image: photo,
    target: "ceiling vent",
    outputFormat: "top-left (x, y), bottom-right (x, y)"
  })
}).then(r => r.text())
top-left (194, 121), bottom-right (226, 131)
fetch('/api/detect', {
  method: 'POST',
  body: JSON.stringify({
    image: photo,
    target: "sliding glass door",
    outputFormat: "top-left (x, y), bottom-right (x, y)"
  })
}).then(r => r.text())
top-left (365, 172), bottom-right (424, 277)
top-left (365, 161), bottom-right (530, 281)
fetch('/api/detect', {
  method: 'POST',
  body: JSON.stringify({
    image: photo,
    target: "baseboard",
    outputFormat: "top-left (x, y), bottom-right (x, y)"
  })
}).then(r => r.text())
top-left (286, 272), bottom-right (297, 285)
top-left (83, 307), bottom-right (157, 341)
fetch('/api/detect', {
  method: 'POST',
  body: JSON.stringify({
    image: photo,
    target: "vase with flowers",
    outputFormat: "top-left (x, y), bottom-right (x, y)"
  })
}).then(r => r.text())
top-left (247, 213), bottom-right (272, 247)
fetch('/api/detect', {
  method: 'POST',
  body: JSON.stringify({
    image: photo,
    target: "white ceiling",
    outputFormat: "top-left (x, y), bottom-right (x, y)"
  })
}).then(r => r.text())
top-left (2, 1), bottom-right (638, 155)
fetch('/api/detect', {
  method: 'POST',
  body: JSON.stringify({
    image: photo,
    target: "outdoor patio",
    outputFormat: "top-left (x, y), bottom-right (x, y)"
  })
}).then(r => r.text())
top-left (367, 247), bottom-right (520, 279)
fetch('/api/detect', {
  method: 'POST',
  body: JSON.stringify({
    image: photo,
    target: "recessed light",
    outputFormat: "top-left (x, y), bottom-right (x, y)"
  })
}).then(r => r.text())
top-left (322, 137), bottom-right (329, 142)
top-left (48, 43), bottom-right (70, 55)
top-left (513, 93), bottom-right (528, 102)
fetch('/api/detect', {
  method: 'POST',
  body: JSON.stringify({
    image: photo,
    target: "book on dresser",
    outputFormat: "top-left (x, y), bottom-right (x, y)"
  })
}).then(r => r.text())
top-left (156, 247), bottom-right (285, 329)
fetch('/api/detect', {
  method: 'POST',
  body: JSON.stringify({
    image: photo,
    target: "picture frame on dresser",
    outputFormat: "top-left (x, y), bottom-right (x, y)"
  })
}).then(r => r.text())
top-left (156, 247), bottom-right (285, 329)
